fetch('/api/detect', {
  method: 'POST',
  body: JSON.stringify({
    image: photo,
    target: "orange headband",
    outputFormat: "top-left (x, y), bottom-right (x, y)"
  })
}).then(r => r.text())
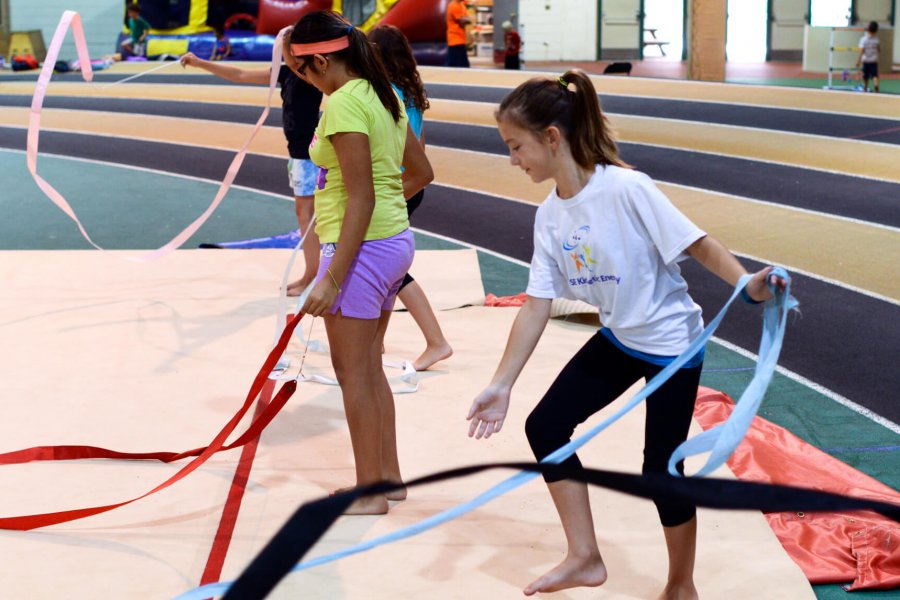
top-left (290, 36), bottom-right (350, 57)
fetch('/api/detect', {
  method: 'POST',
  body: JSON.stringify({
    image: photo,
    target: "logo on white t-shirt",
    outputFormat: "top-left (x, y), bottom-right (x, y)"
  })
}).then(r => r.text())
top-left (562, 225), bottom-right (597, 273)
top-left (562, 224), bottom-right (620, 286)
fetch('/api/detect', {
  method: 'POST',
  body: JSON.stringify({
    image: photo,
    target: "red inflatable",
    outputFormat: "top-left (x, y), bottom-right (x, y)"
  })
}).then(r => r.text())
top-left (256, 0), bottom-right (333, 35)
top-left (379, 0), bottom-right (448, 43)
top-left (256, 0), bottom-right (448, 44)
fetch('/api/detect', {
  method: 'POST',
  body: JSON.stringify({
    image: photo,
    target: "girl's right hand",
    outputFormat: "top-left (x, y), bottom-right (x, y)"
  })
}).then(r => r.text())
top-left (301, 277), bottom-right (338, 317)
top-left (467, 385), bottom-right (511, 439)
top-left (180, 52), bottom-right (198, 68)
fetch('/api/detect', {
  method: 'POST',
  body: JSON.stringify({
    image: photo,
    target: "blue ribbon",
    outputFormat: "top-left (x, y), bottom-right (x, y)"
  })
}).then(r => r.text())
top-left (174, 269), bottom-right (796, 600)
top-left (669, 267), bottom-right (796, 476)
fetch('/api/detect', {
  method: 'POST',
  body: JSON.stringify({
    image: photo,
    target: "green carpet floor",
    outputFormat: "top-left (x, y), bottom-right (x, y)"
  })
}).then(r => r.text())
top-left (728, 76), bottom-right (900, 95)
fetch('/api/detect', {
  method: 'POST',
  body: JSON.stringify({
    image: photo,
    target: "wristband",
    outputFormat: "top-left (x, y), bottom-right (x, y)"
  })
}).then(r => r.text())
top-left (740, 287), bottom-right (764, 305)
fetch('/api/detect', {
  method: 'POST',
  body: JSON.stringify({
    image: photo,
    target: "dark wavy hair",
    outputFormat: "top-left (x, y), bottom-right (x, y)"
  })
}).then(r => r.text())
top-left (290, 11), bottom-right (400, 122)
top-left (367, 25), bottom-right (429, 114)
top-left (496, 70), bottom-right (629, 169)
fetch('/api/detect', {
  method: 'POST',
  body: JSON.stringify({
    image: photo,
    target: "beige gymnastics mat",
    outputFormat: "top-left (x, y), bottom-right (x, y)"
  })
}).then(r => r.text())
top-left (0, 249), bottom-right (811, 599)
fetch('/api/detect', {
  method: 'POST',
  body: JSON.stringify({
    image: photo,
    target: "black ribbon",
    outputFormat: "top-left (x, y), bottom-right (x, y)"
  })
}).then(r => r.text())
top-left (223, 462), bottom-right (900, 599)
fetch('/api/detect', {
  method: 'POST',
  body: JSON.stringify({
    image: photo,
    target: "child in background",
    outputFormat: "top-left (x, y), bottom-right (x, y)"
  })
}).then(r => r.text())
top-left (181, 31), bottom-right (324, 294)
top-left (368, 24), bottom-right (453, 372)
top-left (212, 27), bottom-right (231, 61)
top-left (857, 21), bottom-right (880, 93)
top-left (121, 4), bottom-right (150, 58)
top-left (466, 70), bottom-right (786, 598)
top-left (292, 11), bottom-right (433, 515)
top-left (445, 0), bottom-right (471, 67)
top-left (502, 21), bottom-right (521, 70)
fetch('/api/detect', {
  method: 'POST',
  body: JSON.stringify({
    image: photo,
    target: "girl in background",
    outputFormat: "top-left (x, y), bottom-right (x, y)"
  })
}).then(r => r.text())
top-left (466, 70), bottom-right (785, 598)
top-left (292, 11), bottom-right (433, 515)
top-left (368, 24), bottom-right (453, 372)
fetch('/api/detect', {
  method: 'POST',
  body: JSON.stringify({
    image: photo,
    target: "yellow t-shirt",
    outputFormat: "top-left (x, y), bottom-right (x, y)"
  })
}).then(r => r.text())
top-left (309, 79), bottom-right (409, 244)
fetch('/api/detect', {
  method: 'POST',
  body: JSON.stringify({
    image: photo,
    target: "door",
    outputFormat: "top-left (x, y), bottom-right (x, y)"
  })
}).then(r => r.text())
top-left (600, 0), bottom-right (642, 59)
top-left (767, 0), bottom-right (810, 60)
top-left (851, 0), bottom-right (893, 25)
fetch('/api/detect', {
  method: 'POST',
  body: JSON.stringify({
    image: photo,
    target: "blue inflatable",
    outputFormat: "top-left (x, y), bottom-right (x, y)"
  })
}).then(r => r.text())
top-left (117, 31), bottom-right (276, 61)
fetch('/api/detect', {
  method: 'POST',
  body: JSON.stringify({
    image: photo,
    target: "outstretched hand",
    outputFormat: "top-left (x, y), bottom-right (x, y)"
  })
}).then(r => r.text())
top-left (467, 385), bottom-right (511, 439)
top-left (180, 52), bottom-right (199, 68)
top-left (744, 266), bottom-right (788, 302)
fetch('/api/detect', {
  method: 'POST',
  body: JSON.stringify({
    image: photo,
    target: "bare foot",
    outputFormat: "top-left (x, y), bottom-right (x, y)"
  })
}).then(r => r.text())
top-left (656, 583), bottom-right (699, 600)
top-left (342, 494), bottom-right (389, 515)
top-left (523, 553), bottom-right (607, 596)
top-left (412, 342), bottom-right (453, 371)
top-left (332, 485), bottom-right (407, 501)
top-left (286, 277), bottom-right (313, 297)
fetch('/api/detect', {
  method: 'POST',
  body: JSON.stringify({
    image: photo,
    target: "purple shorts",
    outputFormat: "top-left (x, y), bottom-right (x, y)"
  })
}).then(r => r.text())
top-left (317, 229), bottom-right (415, 319)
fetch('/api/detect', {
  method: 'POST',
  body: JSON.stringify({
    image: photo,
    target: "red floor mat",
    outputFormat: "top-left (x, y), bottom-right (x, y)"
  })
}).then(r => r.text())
top-left (694, 387), bottom-right (900, 590)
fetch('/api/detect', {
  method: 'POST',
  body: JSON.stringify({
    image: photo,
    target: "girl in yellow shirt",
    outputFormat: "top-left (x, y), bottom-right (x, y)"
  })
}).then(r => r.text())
top-left (290, 11), bottom-right (433, 515)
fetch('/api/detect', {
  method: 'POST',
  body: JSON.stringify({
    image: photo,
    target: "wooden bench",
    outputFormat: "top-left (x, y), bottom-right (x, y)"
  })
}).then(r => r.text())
top-left (643, 28), bottom-right (670, 56)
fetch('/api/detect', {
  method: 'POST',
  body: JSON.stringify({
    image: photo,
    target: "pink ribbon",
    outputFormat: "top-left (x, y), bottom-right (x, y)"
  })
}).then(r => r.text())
top-left (27, 11), bottom-right (99, 249)
top-left (135, 27), bottom-right (288, 261)
top-left (27, 11), bottom-right (288, 260)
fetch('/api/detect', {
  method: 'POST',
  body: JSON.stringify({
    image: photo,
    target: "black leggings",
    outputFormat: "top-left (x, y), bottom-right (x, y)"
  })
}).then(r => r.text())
top-left (399, 188), bottom-right (425, 292)
top-left (524, 331), bottom-right (701, 527)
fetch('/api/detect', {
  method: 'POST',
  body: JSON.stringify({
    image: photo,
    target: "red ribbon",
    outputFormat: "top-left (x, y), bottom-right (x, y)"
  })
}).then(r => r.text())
top-left (0, 313), bottom-right (305, 531)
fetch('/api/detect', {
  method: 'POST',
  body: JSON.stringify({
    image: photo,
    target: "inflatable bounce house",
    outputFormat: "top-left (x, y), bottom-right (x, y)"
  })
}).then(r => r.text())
top-left (118, 0), bottom-right (450, 64)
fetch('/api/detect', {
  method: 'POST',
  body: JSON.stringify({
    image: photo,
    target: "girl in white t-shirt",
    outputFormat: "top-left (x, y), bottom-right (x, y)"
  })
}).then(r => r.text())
top-left (466, 70), bottom-right (786, 599)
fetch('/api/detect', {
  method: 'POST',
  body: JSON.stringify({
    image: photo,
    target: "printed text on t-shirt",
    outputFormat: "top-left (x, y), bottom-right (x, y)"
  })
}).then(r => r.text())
top-left (569, 274), bottom-right (621, 286)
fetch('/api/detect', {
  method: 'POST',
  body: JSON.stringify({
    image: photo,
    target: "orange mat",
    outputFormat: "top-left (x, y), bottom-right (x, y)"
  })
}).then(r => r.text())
top-left (694, 388), bottom-right (900, 591)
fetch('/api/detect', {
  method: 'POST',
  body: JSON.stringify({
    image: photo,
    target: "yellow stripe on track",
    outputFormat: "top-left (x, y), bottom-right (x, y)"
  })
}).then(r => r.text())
top-left (7, 66), bottom-right (899, 122)
top-left (425, 146), bottom-right (900, 301)
top-left (3, 106), bottom-right (896, 299)
top-left (426, 99), bottom-right (900, 183)
top-left (4, 90), bottom-right (894, 181)
top-left (418, 67), bottom-right (900, 120)
top-left (0, 81), bottom-right (274, 106)
top-left (0, 106), bottom-right (288, 155)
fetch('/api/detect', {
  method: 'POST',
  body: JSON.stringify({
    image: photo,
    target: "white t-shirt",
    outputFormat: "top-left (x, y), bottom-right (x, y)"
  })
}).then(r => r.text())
top-left (526, 165), bottom-right (706, 355)
top-left (859, 33), bottom-right (879, 63)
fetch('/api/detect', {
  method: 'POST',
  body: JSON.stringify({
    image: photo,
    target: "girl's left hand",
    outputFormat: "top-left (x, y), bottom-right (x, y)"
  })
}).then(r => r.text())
top-left (301, 277), bottom-right (338, 317)
top-left (745, 266), bottom-right (788, 302)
